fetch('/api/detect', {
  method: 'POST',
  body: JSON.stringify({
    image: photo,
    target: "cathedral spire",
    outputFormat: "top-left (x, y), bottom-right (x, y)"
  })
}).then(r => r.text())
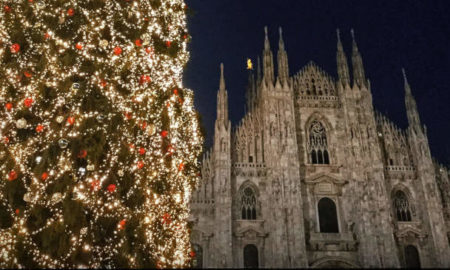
top-left (402, 68), bottom-right (422, 130)
top-left (277, 27), bottom-right (289, 85)
top-left (264, 26), bottom-right (271, 50)
top-left (351, 29), bottom-right (367, 88)
top-left (402, 68), bottom-right (412, 95)
top-left (336, 28), bottom-right (350, 87)
top-left (262, 26), bottom-right (275, 86)
top-left (216, 63), bottom-right (229, 129)
top-left (220, 62), bottom-right (226, 91)
top-left (278, 27), bottom-right (285, 50)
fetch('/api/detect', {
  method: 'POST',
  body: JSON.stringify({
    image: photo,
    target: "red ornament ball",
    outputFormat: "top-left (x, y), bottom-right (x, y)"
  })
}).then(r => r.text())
top-left (173, 89), bottom-right (179, 96)
top-left (137, 161), bottom-right (144, 169)
top-left (5, 103), bottom-right (13, 111)
top-left (8, 170), bottom-right (17, 181)
top-left (15, 209), bottom-right (20, 215)
top-left (10, 43), bottom-right (20, 53)
top-left (145, 47), bottom-right (153, 54)
top-left (139, 75), bottom-right (151, 84)
top-left (190, 251), bottom-right (196, 258)
top-left (24, 98), bottom-right (33, 108)
top-left (4, 5), bottom-right (11, 12)
top-left (178, 162), bottom-right (185, 171)
top-left (75, 43), bottom-right (83, 50)
top-left (91, 180), bottom-right (100, 191)
top-left (124, 112), bottom-right (132, 120)
top-left (67, 116), bottom-right (75, 125)
top-left (119, 219), bottom-right (126, 230)
top-left (41, 172), bottom-right (49, 181)
top-left (67, 8), bottom-right (74, 16)
top-left (166, 41), bottom-right (171, 47)
top-left (141, 121), bottom-right (147, 130)
top-left (78, 149), bottom-right (87, 159)
top-left (135, 39), bottom-right (142, 47)
top-left (24, 71), bottom-right (32, 78)
top-left (139, 147), bottom-right (146, 155)
top-left (107, 184), bottom-right (116, 193)
top-left (161, 130), bottom-right (168, 138)
top-left (36, 125), bottom-right (44, 133)
top-left (113, 46), bottom-right (122, 55)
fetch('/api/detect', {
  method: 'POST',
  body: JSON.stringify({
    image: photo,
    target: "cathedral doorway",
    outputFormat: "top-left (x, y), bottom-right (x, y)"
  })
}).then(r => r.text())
top-left (243, 244), bottom-right (259, 268)
top-left (404, 245), bottom-right (421, 268)
top-left (318, 197), bottom-right (339, 233)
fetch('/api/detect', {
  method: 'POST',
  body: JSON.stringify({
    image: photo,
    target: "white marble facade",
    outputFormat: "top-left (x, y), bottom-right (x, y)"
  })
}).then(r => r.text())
top-left (189, 27), bottom-right (450, 268)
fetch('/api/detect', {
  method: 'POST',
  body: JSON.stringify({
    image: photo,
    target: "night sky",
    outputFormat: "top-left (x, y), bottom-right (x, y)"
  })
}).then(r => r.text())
top-left (183, 0), bottom-right (450, 166)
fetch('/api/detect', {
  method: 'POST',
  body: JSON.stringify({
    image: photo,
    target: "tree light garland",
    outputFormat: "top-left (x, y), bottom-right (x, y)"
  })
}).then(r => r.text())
top-left (0, 0), bottom-right (202, 268)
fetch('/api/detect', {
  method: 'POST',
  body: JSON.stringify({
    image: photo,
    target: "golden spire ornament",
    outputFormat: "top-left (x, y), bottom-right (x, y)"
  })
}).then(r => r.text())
top-left (247, 58), bottom-right (254, 70)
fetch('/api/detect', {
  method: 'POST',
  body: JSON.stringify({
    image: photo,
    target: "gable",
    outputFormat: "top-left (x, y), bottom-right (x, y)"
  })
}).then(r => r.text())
top-left (293, 61), bottom-right (337, 97)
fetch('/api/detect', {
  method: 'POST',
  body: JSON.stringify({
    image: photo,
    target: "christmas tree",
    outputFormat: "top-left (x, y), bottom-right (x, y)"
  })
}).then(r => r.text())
top-left (0, 0), bottom-right (202, 268)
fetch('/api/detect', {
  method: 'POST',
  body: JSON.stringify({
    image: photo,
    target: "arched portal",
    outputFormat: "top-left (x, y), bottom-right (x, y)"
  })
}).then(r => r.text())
top-left (404, 245), bottom-right (421, 268)
top-left (318, 197), bottom-right (339, 233)
top-left (243, 244), bottom-right (259, 268)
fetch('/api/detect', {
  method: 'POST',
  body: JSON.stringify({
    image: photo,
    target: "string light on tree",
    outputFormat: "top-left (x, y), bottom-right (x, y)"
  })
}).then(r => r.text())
top-left (0, 0), bottom-right (202, 268)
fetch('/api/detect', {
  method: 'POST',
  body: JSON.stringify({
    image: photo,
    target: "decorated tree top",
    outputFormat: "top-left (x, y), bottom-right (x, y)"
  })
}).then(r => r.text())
top-left (0, 0), bottom-right (202, 268)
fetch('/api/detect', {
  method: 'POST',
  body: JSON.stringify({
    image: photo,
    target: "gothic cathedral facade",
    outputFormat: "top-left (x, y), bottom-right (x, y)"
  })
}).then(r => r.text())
top-left (189, 27), bottom-right (450, 268)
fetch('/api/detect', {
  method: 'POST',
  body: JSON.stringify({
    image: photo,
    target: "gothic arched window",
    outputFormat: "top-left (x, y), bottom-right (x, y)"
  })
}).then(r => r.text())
top-left (243, 244), bottom-right (259, 268)
top-left (309, 121), bottom-right (330, 164)
top-left (404, 245), bottom-right (421, 268)
top-left (318, 197), bottom-right (339, 233)
top-left (241, 187), bottom-right (257, 220)
top-left (393, 191), bottom-right (412, 222)
top-left (324, 150), bottom-right (330, 164)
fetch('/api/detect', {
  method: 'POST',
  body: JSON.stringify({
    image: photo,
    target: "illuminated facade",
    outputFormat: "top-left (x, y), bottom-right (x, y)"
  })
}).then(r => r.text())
top-left (189, 27), bottom-right (450, 268)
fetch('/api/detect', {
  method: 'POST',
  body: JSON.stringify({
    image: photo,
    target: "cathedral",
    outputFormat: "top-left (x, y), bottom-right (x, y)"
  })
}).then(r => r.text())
top-left (189, 27), bottom-right (450, 268)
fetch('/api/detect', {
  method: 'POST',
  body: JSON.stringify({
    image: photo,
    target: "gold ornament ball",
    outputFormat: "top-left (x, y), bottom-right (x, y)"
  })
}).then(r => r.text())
top-left (16, 118), bottom-right (27, 129)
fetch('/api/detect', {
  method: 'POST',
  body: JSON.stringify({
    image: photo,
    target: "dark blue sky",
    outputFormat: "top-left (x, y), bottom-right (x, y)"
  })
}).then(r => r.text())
top-left (183, 0), bottom-right (450, 165)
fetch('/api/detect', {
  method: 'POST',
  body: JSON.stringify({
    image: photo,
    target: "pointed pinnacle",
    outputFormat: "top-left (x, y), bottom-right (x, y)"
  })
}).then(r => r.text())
top-left (402, 68), bottom-right (411, 94)
top-left (402, 67), bottom-right (407, 83)
top-left (264, 26), bottom-right (270, 50)
top-left (337, 28), bottom-right (344, 52)
top-left (279, 27), bottom-right (285, 48)
top-left (351, 28), bottom-right (358, 51)
top-left (220, 63), bottom-right (225, 90)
